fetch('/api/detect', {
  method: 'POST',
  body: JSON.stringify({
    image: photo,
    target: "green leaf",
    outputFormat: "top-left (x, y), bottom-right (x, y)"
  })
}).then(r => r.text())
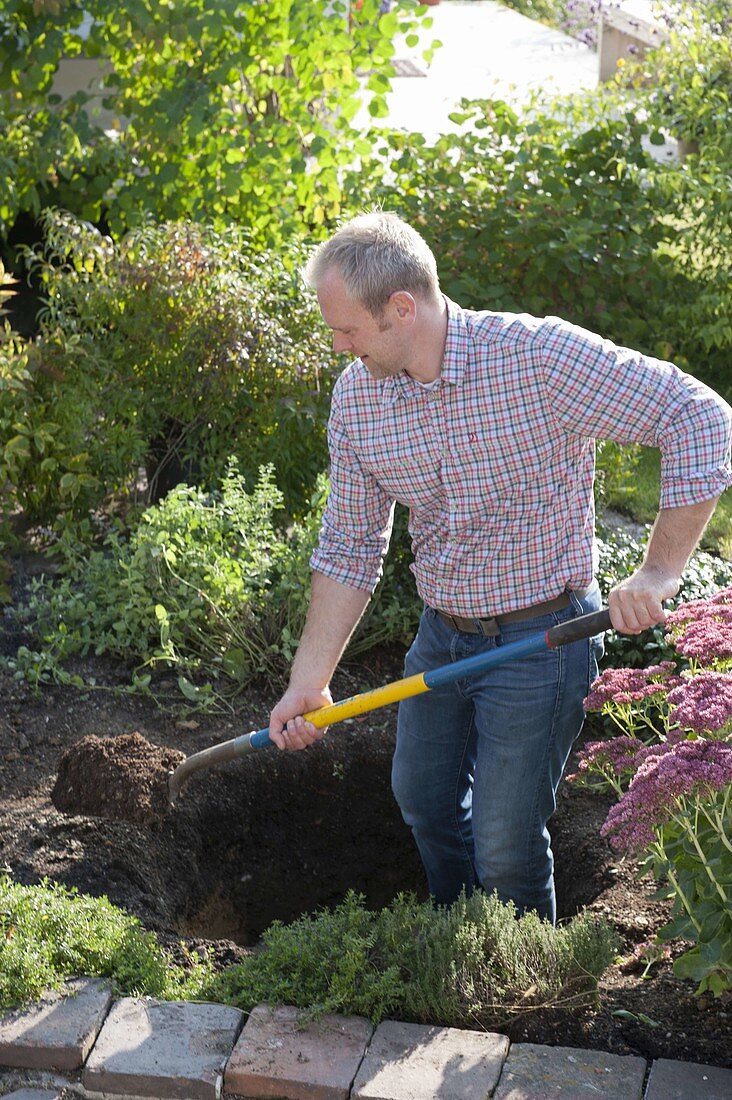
top-left (178, 676), bottom-right (203, 701)
top-left (4, 434), bottom-right (31, 460)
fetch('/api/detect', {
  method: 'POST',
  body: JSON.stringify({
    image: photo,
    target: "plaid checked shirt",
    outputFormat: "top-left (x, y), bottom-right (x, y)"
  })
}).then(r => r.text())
top-left (310, 298), bottom-right (732, 617)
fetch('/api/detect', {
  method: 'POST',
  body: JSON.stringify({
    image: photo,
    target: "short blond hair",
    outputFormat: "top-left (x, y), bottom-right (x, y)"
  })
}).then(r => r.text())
top-left (302, 211), bottom-right (441, 316)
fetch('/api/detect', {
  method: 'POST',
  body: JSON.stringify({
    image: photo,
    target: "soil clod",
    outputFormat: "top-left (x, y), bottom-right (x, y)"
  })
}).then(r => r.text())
top-left (52, 731), bottom-right (185, 826)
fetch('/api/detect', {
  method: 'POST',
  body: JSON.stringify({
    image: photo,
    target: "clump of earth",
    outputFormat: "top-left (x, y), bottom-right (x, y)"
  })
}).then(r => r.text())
top-left (52, 731), bottom-right (185, 826)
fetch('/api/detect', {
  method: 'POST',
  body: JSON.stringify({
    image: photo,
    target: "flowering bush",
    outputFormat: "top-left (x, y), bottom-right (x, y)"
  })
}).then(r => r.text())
top-left (574, 585), bottom-right (732, 996)
top-left (665, 591), bottom-right (732, 667)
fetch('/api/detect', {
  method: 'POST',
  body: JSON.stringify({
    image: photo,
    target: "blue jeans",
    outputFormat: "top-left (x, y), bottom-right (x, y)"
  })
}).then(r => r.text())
top-left (391, 586), bottom-right (603, 923)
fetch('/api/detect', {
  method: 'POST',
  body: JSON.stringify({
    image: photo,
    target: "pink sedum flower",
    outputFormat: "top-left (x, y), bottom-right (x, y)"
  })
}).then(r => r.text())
top-left (584, 662), bottom-right (680, 711)
top-left (577, 735), bottom-right (646, 776)
top-left (673, 620), bottom-right (732, 663)
top-left (601, 739), bottom-right (732, 851)
top-left (666, 586), bottom-right (732, 662)
top-left (665, 585), bottom-right (732, 625)
top-left (574, 731), bottom-right (687, 782)
top-left (667, 672), bottom-right (732, 734)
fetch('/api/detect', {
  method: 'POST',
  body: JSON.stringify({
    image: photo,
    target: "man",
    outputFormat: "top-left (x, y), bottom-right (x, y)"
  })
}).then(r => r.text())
top-left (268, 211), bottom-right (732, 922)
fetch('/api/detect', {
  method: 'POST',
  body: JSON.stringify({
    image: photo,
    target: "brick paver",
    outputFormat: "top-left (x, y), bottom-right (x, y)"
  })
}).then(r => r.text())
top-left (492, 1042), bottom-right (647, 1099)
top-left (1, 1086), bottom-right (64, 1095)
top-left (82, 997), bottom-right (243, 1099)
top-left (645, 1057), bottom-right (732, 1099)
top-left (0, 978), bottom-right (112, 1072)
top-left (1, 1091), bottom-right (65, 1099)
top-left (225, 1003), bottom-right (373, 1099)
top-left (351, 1018), bottom-right (509, 1100)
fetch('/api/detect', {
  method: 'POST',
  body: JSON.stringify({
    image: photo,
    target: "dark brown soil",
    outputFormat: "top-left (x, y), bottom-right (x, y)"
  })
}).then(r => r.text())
top-left (52, 731), bottom-right (185, 825)
top-left (0, 647), bottom-right (730, 1069)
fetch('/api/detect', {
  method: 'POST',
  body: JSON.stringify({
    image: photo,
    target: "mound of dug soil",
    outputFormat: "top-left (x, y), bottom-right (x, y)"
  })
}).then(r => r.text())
top-left (52, 732), bottom-right (185, 826)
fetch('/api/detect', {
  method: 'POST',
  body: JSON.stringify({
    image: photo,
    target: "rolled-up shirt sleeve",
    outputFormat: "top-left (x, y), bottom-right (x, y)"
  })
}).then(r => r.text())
top-left (309, 381), bottom-right (396, 593)
top-left (539, 318), bottom-right (732, 508)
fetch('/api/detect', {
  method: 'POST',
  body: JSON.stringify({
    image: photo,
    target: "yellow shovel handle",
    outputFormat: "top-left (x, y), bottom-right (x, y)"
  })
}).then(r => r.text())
top-left (303, 671), bottom-right (430, 727)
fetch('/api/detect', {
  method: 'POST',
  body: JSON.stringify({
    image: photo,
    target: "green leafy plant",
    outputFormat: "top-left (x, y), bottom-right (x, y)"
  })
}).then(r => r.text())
top-left (639, 2), bottom-right (731, 154)
top-left (5, 465), bottom-right (419, 704)
top-left (342, 77), bottom-right (730, 401)
top-left (594, 441), bottom-right (639, 514)
top-left (8, 462), bottom-right (313, 702)
top-left (0, 0), bottom-right (431, 243)
top-left (0, 873), bottom-right (212, 1009)
top-left (206, 889), bottom-right (619, 1027)
top-left (13, 211), bottom-right (335, 530)
top-left (347, 96), bottom-right (671, 350)
top-left (0, 259), bottom-right (34, 559)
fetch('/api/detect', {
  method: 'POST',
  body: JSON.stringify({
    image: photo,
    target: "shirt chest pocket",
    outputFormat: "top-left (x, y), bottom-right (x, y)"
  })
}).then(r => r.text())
top-left (445, 428), bottom-right (557, 516)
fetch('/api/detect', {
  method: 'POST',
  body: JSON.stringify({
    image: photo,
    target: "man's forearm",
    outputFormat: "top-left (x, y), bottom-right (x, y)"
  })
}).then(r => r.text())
top-left (643, 498), bottom-right (719, 579)
top-left (289, 570), bottom-right (371, 691)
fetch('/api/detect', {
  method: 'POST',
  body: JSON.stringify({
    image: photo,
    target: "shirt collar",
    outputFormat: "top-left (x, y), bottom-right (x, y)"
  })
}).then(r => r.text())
top-left (382, 296), bottom-right (470, 405)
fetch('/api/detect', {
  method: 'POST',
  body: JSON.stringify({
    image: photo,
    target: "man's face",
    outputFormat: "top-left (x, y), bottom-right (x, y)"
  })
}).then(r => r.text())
top-left (317, 269), bottom-right (410, 380)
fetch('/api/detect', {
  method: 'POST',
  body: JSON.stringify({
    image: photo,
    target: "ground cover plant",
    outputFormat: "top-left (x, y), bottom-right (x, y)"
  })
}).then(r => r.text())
top-left (208, 889), bottom-right (620, 1027)
top-left (0, 875), bottom-right (619, 1028)
top-left (0, 873), bottom-right (213, 1008)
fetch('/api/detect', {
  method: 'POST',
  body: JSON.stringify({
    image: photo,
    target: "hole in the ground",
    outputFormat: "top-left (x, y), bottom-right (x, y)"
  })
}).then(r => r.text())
top-left (171, 730), bottom-right (430, 944)
top-left (37, 728), bottom-right (427, 945)
top-left (18, 729), bottom-right (612, 945)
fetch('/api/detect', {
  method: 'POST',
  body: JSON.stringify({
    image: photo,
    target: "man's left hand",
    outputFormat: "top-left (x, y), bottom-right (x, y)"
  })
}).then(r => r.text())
top-left (608, 565), bottom-right (680, 635)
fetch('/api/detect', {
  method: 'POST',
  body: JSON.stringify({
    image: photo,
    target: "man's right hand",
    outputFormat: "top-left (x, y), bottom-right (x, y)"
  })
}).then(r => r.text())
top-left (268, 685), bottom-right (333, 751)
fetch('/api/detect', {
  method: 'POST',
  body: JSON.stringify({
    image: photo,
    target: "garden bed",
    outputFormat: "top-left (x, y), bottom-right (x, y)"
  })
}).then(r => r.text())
top-left (0, 643), bottom-right (729, 1069)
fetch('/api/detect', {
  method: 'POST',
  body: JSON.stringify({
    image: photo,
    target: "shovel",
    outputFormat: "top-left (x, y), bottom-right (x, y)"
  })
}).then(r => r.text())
top-left (167, 607), bottom-right (612, 803)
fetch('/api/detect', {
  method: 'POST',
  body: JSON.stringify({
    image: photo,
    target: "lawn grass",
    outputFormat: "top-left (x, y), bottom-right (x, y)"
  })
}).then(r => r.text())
top-left (604, 446), bottom-right (732, 561)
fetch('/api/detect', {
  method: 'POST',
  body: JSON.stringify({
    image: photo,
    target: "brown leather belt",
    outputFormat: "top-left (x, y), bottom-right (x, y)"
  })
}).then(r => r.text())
top-left (434, 591), bottom-right (581, 637)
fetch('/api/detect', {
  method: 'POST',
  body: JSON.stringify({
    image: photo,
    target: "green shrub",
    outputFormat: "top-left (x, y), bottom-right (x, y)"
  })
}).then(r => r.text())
top-left (640, 2), bottom-right (731, 154)
top-left (206, 889), bottom-right (619, 1027)
top-left (594, 441), bottom-right (640, 515)
top-left (347, 97), bottom-right (671, 351)
top-left (343, 84), bottom-right (730, 400)
top-left (5, 464), bottom-right (419, 704)
top-left (8, 462), bottom-right (313, 702)
top-left (0, 261), bottom-right (35, 556)
top-left (0, 873), bottom-right (211, 1009)
top-left (620, 5), bottom-right (732, 401)
top-left (13, 212), bottom-right (335, 529)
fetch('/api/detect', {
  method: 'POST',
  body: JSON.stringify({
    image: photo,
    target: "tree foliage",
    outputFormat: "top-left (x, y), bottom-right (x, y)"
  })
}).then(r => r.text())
top-left (0, 0), bottom-right (431, 242)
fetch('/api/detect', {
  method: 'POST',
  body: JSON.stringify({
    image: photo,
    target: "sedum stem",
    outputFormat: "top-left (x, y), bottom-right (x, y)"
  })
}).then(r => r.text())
top-left (671, 800), bottom-right (729, 907)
